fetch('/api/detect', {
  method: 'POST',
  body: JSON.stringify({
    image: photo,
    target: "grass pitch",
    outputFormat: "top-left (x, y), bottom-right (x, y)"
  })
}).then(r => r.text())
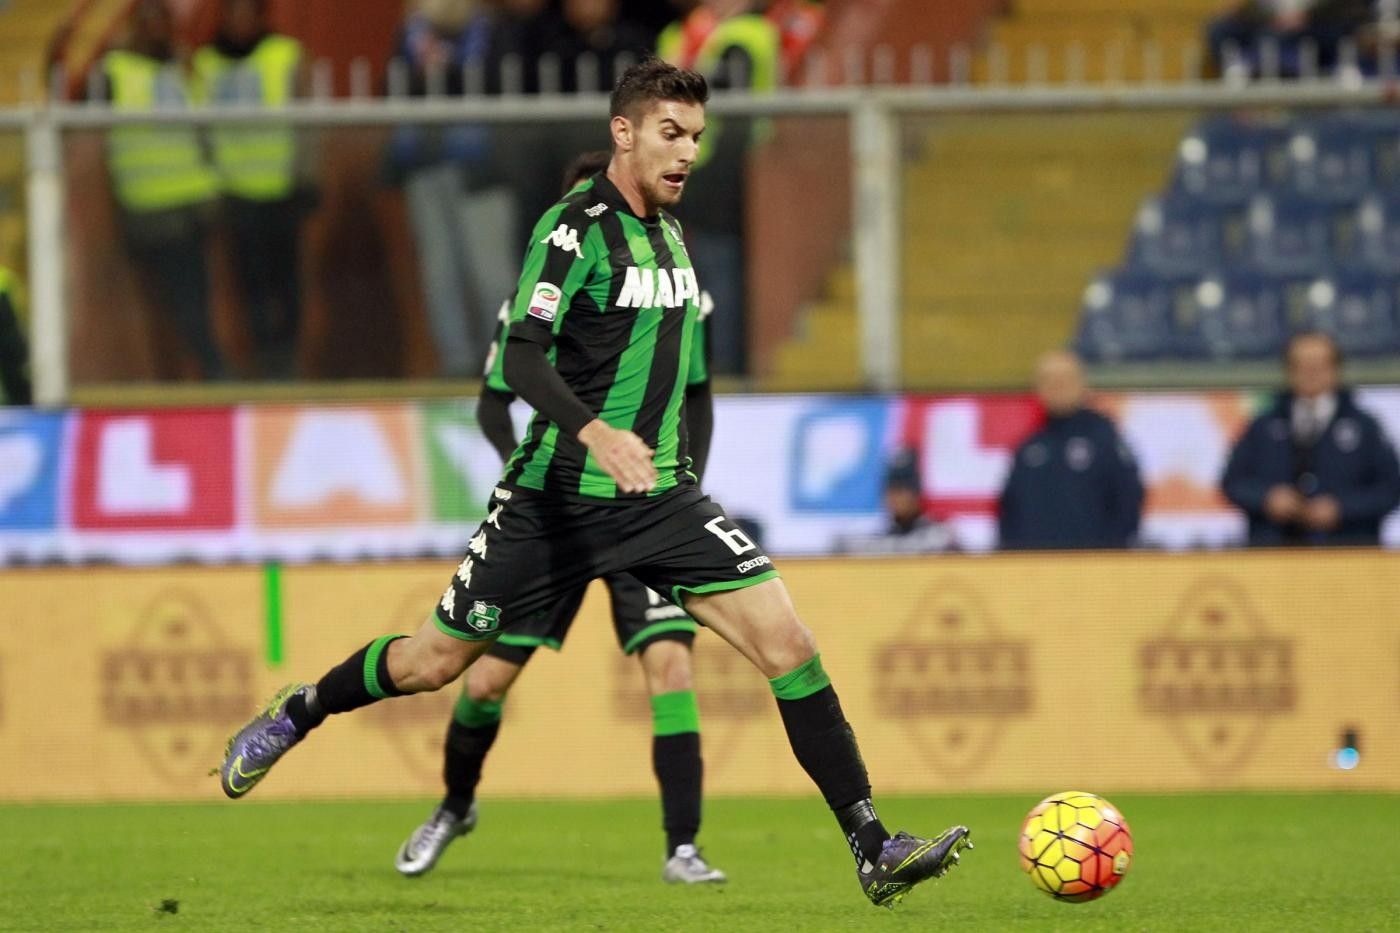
top-left (4, 793), bottom-right (1398, 932)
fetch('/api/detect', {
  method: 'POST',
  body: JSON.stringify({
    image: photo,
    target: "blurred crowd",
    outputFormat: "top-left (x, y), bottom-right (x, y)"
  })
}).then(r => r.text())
top-left (1206, 0), bottom-right (1399, 79)
top-left (39, 0), bottom-right (824, 383)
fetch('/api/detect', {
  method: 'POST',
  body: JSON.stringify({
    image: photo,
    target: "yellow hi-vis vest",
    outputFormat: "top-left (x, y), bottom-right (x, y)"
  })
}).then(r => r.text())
top-left (103, 50), bottom-right (219, 212)
top-left (192, 35), bottom-right (302, 201)
top-left (658, 13), bottom-right (778, 167)
top-left (0, 265), bottom-right (26, 405)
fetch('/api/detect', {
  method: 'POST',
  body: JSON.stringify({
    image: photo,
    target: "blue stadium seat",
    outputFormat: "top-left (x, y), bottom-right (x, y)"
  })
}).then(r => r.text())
top-left (1343, 193), bottom-right (1400, 273)
top-left (1074, 271), bottom-right (1189, 363)
top-left (1242, 194), bottom-right (1337, 276)
top-left (1170, 116), bottom-right (1289, 206)
top-left (1301, 273), bottom-right (1400, 356)
top-left (1186, 273), bottom-right (1299, 360)
top-left (1277, 116), bottom-right (1377, 204)
top-left (1124, 196), bottom-right (1227, 277)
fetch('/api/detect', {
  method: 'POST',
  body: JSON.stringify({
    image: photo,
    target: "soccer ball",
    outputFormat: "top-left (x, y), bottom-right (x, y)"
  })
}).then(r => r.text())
top-left (1019, 791), bottom-right (1133, 902)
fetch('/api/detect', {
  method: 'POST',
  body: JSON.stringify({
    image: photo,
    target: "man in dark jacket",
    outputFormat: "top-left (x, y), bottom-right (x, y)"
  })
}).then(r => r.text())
top-left (1222, 331), bottom-right (1400, 546)
top-left (999, 350), bottom-right (1144, 550)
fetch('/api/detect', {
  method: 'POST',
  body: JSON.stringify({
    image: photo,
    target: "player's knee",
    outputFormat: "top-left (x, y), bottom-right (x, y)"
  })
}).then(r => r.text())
top-left (466, 667), bottom-right (513, 704)
top-left (640, 641), bottom-right (693, 693)
top-left (408, 642), bottom-right (469, 692)
top-left (757, 619), bottom-right (818, 679)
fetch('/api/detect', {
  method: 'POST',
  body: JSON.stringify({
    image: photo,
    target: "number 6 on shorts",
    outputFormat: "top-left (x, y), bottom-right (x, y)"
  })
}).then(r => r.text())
top-left (704, 515), bottom-right (757, 555)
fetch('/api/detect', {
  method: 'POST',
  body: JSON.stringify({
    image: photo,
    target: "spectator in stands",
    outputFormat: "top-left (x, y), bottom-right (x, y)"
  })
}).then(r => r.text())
top-left (389, 0), bottom-right (522, 377)
top-left (1206, 0), bottom-right (1375, 79)
top-left (768, 0), bottom-right (825, 78)
top-left (837, 448), bottom-right (954, 554)
top-left (542, 0), bottom-right (653, 93)
top-left (1222, 331), bottom-right (1400, 546)
top-left (194, 0), bottom-right (310, 379)
top-left (998, 350), bottom-right (1144, 550)
top-left (659, 0), bottom-right (780, 375)
top-left (0, 265), bottom-right (31, 406)
top-left (102, 0), bottom-right (226, 380)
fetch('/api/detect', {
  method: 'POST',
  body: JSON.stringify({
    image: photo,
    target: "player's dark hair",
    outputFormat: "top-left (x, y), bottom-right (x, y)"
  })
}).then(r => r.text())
top-left (1284, 330), bottom-right (1343, 369)
top-left (561, 150), bottom-right (611, 194)
top-left (609, 57), bottom-right (708, 123)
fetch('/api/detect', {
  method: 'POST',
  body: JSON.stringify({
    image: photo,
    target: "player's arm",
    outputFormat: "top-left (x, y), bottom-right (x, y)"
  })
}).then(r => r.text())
top-left (503, 210), bottom-right (657, 493)
top-left (477, 301), bottom-right (521, 463)
top-left (683, 290), bottom-right (716, 482)
top-left (476, 388), bottom-right (518, 463)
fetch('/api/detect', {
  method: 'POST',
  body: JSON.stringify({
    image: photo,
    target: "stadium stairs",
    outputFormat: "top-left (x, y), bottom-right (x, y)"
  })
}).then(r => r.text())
top-left (762, 0), bottom-right (1219, 391)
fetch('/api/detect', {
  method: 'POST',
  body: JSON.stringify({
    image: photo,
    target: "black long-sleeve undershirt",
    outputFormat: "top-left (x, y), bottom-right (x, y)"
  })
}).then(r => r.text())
top-left (475, 387), bottom-right (519, 463)
top-left (684, 380), bottom-right (713, 483)
top-left (502, 336), bottom-right (596, 439)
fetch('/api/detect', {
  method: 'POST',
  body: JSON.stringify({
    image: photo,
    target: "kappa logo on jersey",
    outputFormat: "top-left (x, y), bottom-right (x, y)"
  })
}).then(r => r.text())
top-left (540, 224), bottom-right (584, 258)
top-left (584, 202), bottom-right (609, 217)
top-left (527, 282), bottom-right (562, 322)
top-left (617, 266), bottom-right (700, 310)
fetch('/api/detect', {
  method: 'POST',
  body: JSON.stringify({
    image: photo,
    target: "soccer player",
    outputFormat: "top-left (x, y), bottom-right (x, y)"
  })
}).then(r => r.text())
top-left (394, 150), bottom-right (724, 885)
top-left (218, 58), bottom-right (973, 909)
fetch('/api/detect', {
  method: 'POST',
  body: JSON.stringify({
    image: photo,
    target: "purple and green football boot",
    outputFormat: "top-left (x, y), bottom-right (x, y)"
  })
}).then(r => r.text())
top-left (216, 683), bottom-right (312, 799)
top-left (859, 826), bottom-right (973, 908)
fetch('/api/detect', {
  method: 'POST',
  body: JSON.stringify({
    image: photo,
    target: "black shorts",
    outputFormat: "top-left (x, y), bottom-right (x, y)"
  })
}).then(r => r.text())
top-left (434, 484), bottom-right (779, 643)
top-left (486, 572), bottom-right (696, 665)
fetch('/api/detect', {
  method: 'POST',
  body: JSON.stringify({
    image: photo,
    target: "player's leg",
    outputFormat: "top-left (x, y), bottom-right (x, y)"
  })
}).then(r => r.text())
top-left (397, 584), bottom-right (586, 876)
top-left (686, 580), bottom-right (971, 907)
top-left (396, 651), bottom-right (527, 876)
top-left (218, 613), bottom-right (494, 798)
top-left (608, 573), bottom-right (726, 883)
top-left (635, 638), bottom-right (728, 885)
top-left (218, 489), bottom-right (600, 799)
top-left (623, 489), bottom-right (971, 907)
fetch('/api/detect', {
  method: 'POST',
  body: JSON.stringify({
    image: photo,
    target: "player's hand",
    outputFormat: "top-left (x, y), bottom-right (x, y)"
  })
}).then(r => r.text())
top-left (578, 420), bottom-right (657, 494)
top-left (1303, 495), bottom-right (1341, 531)
top-left (1263, 484), bottom-right (1303, 523)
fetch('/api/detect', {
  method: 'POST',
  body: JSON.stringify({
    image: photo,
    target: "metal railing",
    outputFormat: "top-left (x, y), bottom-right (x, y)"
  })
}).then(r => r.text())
top-left (1, 59), bottom-right (1398, 403)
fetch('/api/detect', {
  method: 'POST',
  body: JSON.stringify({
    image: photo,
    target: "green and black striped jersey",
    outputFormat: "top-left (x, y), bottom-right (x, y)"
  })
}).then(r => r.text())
top-left (499, 172), bottom-right (706, 501)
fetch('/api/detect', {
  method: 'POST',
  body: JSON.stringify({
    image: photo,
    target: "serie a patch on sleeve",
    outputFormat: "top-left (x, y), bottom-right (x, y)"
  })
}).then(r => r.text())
top-left (528, 282), bottom-right (562, 322)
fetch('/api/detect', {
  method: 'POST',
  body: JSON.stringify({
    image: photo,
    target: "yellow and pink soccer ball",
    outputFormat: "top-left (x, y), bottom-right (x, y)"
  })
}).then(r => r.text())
top-left (1019, 791), bottom-right (1133, 902)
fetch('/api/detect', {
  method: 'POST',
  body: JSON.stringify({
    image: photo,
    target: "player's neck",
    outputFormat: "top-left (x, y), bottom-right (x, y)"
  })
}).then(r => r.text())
top-left (606, 165), bottom-right (658, 219)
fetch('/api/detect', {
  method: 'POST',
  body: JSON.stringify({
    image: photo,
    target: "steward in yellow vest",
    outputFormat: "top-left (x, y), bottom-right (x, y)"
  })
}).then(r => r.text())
top-left (0, 266), bottom-right (31, 405)
top-left (102, 0), bottom-right (225, 380)
top-left (193, 0), bottom-right (308, 379)
top-left (657, 2), bottom-right (781, 375)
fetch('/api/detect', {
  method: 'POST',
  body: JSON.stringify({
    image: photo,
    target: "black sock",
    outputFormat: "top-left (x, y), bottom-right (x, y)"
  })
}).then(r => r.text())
top-left (653, 732), bottom-right (702, 855)
top-left (284, 686), bottom-right (325, 737)
top-left (773, 678), bottom-right (888, 868)
top-left (835, 799), bottom-right (889, 870)
top-left (312, 635), bottom-right (407, 725)
top-left (442, 719), bottom-right (500, 819)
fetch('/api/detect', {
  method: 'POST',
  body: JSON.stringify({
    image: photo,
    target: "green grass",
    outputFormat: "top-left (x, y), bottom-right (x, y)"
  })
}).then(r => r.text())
top-left (4, 794), bottom-right (1399, 932)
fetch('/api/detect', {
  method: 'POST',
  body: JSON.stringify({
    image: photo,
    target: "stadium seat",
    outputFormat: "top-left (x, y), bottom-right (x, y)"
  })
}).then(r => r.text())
top-left (1302, 273), bottom-right (1400, 356)
top-left (1169, 116), bottom-right (1289, 206)
top-left (1343, 193), bottom-right (1400, 273)
top-left (1277, 116), bottom-right (1376, 204)
top-left (1242, 194), bottom-right (1337, 276)
top-left (1186, 273), bottom-right (1300, 360)
top-left (1074, 271), bottom-right (1187, 362)
top-left (1124, 196), bottom-right (1228, 277)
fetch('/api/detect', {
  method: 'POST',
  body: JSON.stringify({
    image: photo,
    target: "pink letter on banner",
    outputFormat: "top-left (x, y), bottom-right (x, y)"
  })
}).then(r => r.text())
top-left (70, 409), bottom-right (236, 530)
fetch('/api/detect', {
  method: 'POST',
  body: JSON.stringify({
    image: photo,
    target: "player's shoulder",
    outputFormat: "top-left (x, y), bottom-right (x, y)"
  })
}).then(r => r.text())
top-left (540, 181), bottom-right (610, 233)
